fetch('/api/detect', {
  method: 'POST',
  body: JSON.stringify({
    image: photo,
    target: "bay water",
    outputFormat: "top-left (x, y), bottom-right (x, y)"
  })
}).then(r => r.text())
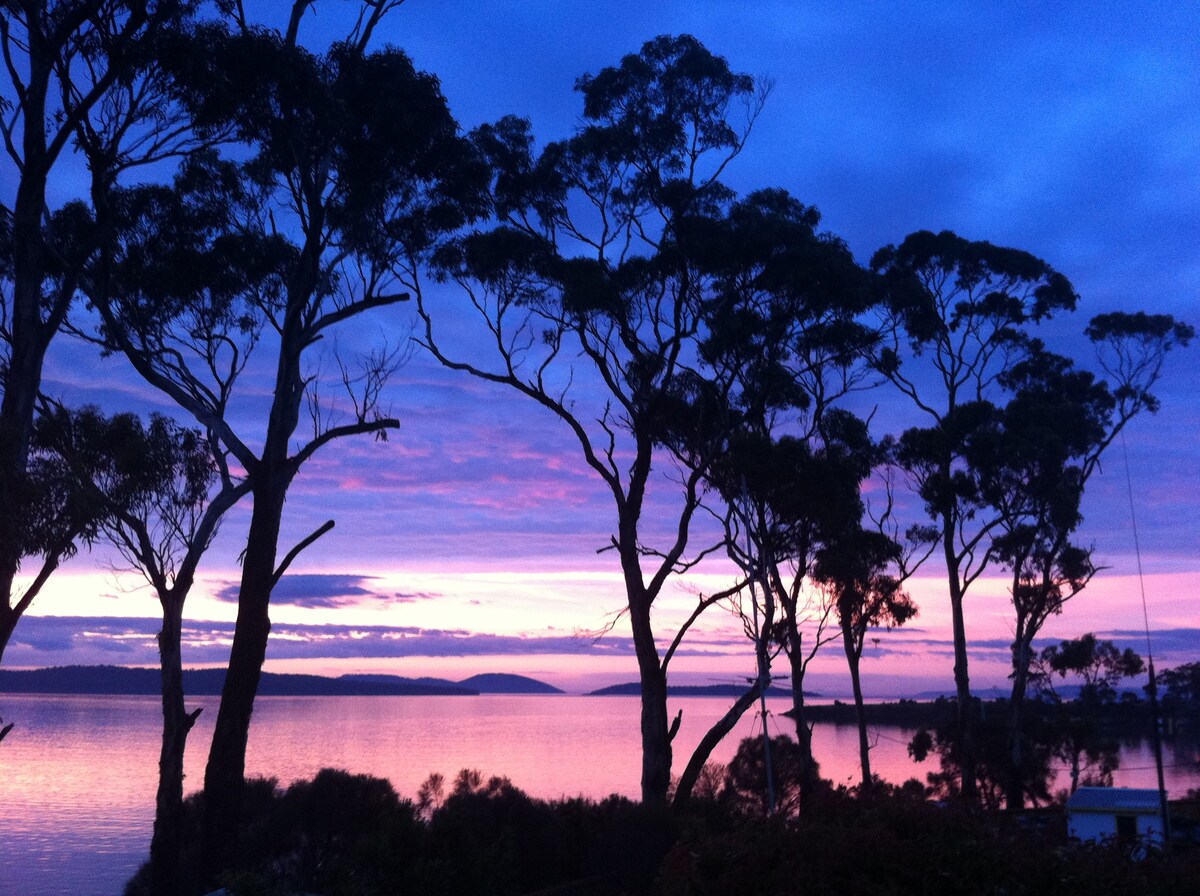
top-left (1, 693), bottom-right (1196, 896)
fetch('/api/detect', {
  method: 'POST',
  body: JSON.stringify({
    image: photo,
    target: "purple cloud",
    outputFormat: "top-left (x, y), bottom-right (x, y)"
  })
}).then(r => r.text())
top-left (214, 573), bottom-right (391, 609)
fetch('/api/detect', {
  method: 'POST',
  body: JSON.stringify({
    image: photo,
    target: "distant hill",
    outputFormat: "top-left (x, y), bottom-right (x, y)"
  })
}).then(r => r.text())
top-left (0, 666), bottom-right (567, 697)
top-left (342, 672), bottom-right (563, 694)
top-left (343, 671), bottom-right (561, 695)
top-left (0, 665), bottom-right (477, 697)
top-left (340, 673), bottom-right (463, 691)
top-left (459, 673), bottom-right (564, 694)
top-left (588, 682), bottom-right (800, 698)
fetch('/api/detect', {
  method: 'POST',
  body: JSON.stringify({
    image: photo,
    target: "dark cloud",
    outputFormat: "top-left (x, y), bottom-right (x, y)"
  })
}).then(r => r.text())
top-left (855, 629), bottom-right (1200, 670)
top-left (1096, 628), bottom-right (1200, 657)
top-left (11, 616), bottom-right (160, 657)
top-left (214, 573), bottom-right (385, 609)
top-left (11, 616), bottom-right (1198, 691)
top-left (7, 615), bottom-right (640, 667)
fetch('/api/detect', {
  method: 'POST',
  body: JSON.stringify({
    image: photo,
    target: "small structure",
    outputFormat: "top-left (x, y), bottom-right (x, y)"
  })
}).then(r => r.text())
top-left (1066, 787), bottom-right (1165, 848)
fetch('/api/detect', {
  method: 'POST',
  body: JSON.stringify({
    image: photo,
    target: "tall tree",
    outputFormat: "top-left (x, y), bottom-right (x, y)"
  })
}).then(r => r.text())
top-left (711, 421), bottom-right (867, 798)
top-left (874, 229), bottom-right (1078, 800)
top-left (86, 3), bottom-right (486, 876)
top-left (0, 0), bottom-right (194, 666)
top-left (421, 35), bottom-right (775, 805)
top-left (35, 405), bottom-right (240, 895)
top-left (815, 524), bottom-right (916, 792)
top-left (982, 315), bottom-right (1191, 810)
top-left (687, 188), bottom-right (877, 802)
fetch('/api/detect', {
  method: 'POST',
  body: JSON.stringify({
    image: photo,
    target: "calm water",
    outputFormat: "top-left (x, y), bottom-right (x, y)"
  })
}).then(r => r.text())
top-left (1, 693), bottom-right (1197, 896)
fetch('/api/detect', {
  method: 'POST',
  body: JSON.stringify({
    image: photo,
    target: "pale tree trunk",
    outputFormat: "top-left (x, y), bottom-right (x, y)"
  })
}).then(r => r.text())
top-left (842, 625), bottom-right (872, 791)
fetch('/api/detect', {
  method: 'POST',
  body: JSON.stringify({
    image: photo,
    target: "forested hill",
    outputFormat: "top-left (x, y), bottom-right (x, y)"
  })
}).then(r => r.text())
top-left (340, 672), bottom-right (564, 695)
top-left (0, 666), bottom-right (559, 696)
top-left (588, 682), bottom-right (800, 698)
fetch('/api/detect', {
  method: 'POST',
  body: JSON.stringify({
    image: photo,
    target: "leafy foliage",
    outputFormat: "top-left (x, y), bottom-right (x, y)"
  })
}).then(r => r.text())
top-left (128, 766), bottom-right (1200, 896)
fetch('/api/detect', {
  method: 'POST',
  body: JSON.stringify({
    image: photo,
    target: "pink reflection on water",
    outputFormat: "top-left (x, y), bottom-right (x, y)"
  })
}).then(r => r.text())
top-left (2, 693), bottom-right (1197, 896)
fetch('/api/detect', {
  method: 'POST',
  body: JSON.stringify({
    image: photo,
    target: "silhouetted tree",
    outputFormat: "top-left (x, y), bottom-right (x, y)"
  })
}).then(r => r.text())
top-left (81, 412), bottom-right (245, 896)
top-left (84, 2), bottom-right (487, 880)
top-left (0, 0), bottom-right (196, 668)
top-left (713, 421), bottom-right (870, 799)
top-left (690, 189), bottom-right (877, 802)
top-left (422, 35), bottom-right (773, 805)
top-left (719, 734), bottom-right (813, 817)
top-left (874, 230), bottom-right (1079, 800)
top-left (1036, 634), bottom-right (1145, 793)
top-left (1158, 661), bottom-right (1200, 716)
top-left (815, 524), bottom-right (917, 791)
top-left (908, 708), bottom-right (1055, 811)
top-left (979, 317), bottom-right (1190, 810)
top-left (34, 405), bottom-right (235, 892)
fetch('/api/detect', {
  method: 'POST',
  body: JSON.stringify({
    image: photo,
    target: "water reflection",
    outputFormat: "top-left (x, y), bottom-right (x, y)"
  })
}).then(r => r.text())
top-left (1, 693), bottom-right (1196, 896)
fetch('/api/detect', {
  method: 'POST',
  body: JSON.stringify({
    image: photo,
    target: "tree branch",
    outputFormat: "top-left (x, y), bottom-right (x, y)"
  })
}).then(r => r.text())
top-left (271, 520), bottom-right (335, 588)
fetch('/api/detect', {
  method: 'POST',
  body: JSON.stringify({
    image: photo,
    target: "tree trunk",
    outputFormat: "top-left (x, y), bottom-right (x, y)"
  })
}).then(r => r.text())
top-left (785, 646), bottom-right (819, 798)
top-left (629, 599), bottom-right (671, 805)
top-left (673, 681), bottom-right (762, 806)
top-left (842, 626), bottom-right (872, 792)
top-left (0, 609), bottom-right (19, 668)
top-left (944, 535), bottom-right (977, 801)
top-left (1006, 625), bottom-right (1034, 811)
top-left (201, 480), bottom-right (286, 878)
top-left (150, 594), bottom-right (201, 896)
top-left (0, 35), bottom-right (52, 669)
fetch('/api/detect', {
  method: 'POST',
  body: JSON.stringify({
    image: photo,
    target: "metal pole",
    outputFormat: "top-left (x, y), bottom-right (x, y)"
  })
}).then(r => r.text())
top-left (1146, 660), bottom-right (1172, 848)
top-left (1123, 434), bottom-right (1171, 849)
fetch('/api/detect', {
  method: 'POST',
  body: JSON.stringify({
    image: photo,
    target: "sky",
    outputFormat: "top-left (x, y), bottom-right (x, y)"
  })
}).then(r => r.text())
top-left (8, 1), bottom-right (1200, 696)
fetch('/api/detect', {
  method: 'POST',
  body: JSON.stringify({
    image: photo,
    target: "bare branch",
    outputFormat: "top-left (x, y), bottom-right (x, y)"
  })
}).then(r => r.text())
top-left (271, 520), bottom-right (335, 588)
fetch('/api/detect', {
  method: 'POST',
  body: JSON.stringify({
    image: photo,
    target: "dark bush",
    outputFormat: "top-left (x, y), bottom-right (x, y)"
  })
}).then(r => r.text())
top-left (126, 768), bottom-right (1200, 896)
top-left (655, 790), bottom-right (1200, 896)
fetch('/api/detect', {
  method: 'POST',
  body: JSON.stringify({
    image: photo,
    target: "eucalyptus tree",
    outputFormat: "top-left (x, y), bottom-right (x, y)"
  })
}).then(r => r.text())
top-left (875, 230), bottom-right (1191, 804)
top-left (814, 524), bottom-right (916, 792)
top-left (980, 318), bottom-right (1191, 810)
top-left (0, 0), bottom-right (196, 666)
top-left (421, 35), bottom-right (780, 805)
top-left (102, 422), bottom-right (240, 896)
top-left (33, 404), bottom-right (238, 895)
top-left (694, 190), bottom-right (878, 799)
top-left (873, 230), bottom-right (1079, 800)
top-left (710, 418), bottom-right (870, 798)
top-left (85, 1), bottom-right (487, 869)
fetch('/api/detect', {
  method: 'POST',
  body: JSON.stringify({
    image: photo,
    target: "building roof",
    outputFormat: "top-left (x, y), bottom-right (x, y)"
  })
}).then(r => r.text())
top-left (1066, 787), bottom-right (1162, 814)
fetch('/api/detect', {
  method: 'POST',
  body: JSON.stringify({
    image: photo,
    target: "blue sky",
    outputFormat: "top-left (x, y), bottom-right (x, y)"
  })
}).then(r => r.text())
top-left (9, 1), bottom-right (1199, 694)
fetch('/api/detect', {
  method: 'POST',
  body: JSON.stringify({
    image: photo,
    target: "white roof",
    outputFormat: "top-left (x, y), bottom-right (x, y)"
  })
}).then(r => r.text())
top-left (1066, 787), bottom-right (1162, 814)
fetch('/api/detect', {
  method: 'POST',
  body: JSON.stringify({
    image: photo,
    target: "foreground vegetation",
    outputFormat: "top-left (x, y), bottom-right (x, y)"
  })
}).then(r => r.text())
top-left (126, 759), bottom-right (1200, 896)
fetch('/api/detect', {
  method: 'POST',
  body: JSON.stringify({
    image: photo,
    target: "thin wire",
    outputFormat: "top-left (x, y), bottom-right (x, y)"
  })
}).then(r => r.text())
top-left (1121, 431), bottom-right (1154, 665)
top-left (1122, 429), bottom-right (1173, 846)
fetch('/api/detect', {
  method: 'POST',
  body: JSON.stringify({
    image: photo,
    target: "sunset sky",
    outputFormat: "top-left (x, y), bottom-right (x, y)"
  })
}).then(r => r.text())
top-left (8, 1), bottom-right (1199, 696)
